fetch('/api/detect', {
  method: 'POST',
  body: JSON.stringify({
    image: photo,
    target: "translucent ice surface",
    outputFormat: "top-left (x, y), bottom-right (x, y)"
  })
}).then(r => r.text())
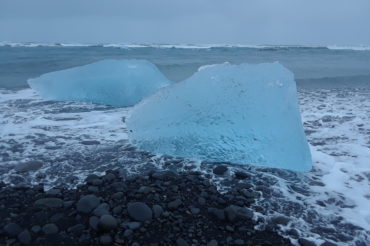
top-left (127, 62), bottom-right (312, 171)
top-left (28, 59), bottom-right (171, 106)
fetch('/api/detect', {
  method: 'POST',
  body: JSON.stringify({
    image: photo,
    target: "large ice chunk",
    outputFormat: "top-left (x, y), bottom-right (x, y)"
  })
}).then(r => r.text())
top-left (28, 59), bottom-right (171, 106)
top-left (127, 62), bottom-right (312, 171)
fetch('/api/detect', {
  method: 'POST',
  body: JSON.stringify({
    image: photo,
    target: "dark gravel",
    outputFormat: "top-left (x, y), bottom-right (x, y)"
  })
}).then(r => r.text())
top-left (0, 170), bottom-right (293, 246)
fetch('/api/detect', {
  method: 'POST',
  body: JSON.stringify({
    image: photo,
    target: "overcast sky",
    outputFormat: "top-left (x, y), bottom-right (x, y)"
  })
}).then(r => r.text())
top-left (1, 0), bottom-right (370, 45)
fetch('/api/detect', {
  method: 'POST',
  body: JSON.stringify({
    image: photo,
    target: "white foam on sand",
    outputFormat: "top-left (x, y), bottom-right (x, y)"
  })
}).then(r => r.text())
top-left (0, 89), bottom-right (128, 143)
top-left (298, 89), bottom-right (370, 243)
top-left (0, 89), bottom-right (130, 185)
top-left (306, 92), bottom-right (370, 206)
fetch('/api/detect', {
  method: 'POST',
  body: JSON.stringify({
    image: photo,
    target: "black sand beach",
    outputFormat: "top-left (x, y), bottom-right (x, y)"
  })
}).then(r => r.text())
top-left (0, 169), bottom-right (296, 246)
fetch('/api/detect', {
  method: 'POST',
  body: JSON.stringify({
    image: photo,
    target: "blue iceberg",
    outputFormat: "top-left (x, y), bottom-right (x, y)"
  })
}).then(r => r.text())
top-left (28, 59), bottom-right (171, 106)
top-left (127, 62), bottom-right (312, 171)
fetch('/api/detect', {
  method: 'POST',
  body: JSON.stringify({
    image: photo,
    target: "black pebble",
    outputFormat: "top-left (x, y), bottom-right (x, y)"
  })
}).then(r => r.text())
top-left (152, 204), bottom-right (163, 218)
top-left (76, 194), bottom-right (100, 214)
top-left (168, 199), bottom-right (182, 209)
top-left (31, 225), bottom-right (41, 234)
top-left (99, 234), bottom-right (112, 245)
top-left (207, 240), bottom-right (218, 246)
top-left (234, 239), bottom-right (245, 245)
top-left (42, 224), bottom-right (59, 235)
top-left (213, 166), bottom-right (228, 175)
top-left (298, 238), bottom-right (317, 246)
top-left (17, 229), bottom-right (31, 245)
top-left (176, 238), bottom-right (189, 246)
top-left (34, 198), bottom-right (63, 208)
top-left (93, 203), bottom-right (110, 216)
top-left (89, 216), bottom-right (99, 230)
top-left (98, 214), bottom-right (118, 231)
top-left (321, 242), bottom-right (337, 246)
top-left (127, 202), bottom-right (152, 221)
top-left (4, 223), bottom-right (22, 236)
top-left (198, 197), bottom-right (206, 205)
top-left (67, 224), bottom-right (85, 235)
top-left (234, 171), bottom-right (249, 179)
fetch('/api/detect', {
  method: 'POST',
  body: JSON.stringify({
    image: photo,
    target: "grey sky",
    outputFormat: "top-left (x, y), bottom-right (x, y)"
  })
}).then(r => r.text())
top-left (1, 0), bottom-right (369, 45)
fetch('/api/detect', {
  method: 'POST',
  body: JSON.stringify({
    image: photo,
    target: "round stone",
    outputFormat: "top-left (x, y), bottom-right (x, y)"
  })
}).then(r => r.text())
top-left (298, 238), bottom-right (317, 246)
top-left (124, 229), bottom-right (133, 237)
top-left (198, 197), bottom-right (206, 206)
top-left (89, 216), bottom-right (99, 230)
top-left (234, 171), bottom-right (249, 179)
top-left (111, 192), bottom-right (124, 200)
top-left (98, 215), bottom-right (117, 231)
top-left (76, 195), bottom-right (100, 214)
top-left (99, 234), bottom-right (112, 245)
top-left (234, 239), bottom-right (245, 245)
top-left (4, 223), bottom-right (22, 236)
top-left (213, 166), bottom-right (228, 175)
top-left (34, 198), bottom-right (63, 208)
top-left (93, 203), bottom-right (110, 217)
top-left (127, 202), bottom-right (152, 221)
top-left (18, 230), bottom-right (31, 245)
top-left (207, 240), bottom-right (218, 246)
top-left (127, 222), bottom-right (141, 230)
top-left (31, 225), bottom-right (41, 234)
top-left (102, 173), bottom-right (116, 182)
top-left (152, 204), bottom-right (163, 218)
top-left (46, 189), bottom-right (61, 196)
top-left (42, 224), bottom-right (59, 235)
top-left (67, 224), bottom-right (85, 235)
top-left (15, 160), bottom-right (43, 173)
top-left (190, 207), bottom-right (200, 214)
top-left (168, 199), bottom-right (182, 210)
top-left (176, 238), bottom-right (189, 246)
top-left (320, 242), bottom-right (337, 246)
top-left (85, 174), bottom-right (100, 184)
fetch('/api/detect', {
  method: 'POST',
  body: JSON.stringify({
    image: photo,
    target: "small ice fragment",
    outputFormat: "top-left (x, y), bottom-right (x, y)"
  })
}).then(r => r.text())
top-left (28, 59), bottom-right (171, 106)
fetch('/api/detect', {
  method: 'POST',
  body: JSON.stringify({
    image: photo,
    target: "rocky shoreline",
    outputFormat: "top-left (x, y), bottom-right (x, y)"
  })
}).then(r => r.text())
top-left (1, 169), bottom-right (300, 246)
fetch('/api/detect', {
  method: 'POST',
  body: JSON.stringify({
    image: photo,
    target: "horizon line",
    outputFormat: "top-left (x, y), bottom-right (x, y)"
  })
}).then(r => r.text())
top-left (1, 41), bottom-right (370, 51)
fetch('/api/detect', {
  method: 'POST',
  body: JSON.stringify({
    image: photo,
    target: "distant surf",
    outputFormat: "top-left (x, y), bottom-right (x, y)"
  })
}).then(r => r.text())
top-left (1, 41), bottom-right (370, 51)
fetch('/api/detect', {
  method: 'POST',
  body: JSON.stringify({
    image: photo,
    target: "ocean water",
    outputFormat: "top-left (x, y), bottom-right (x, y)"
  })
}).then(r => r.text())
top-left (0, 44), bottom-right (370, 245)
